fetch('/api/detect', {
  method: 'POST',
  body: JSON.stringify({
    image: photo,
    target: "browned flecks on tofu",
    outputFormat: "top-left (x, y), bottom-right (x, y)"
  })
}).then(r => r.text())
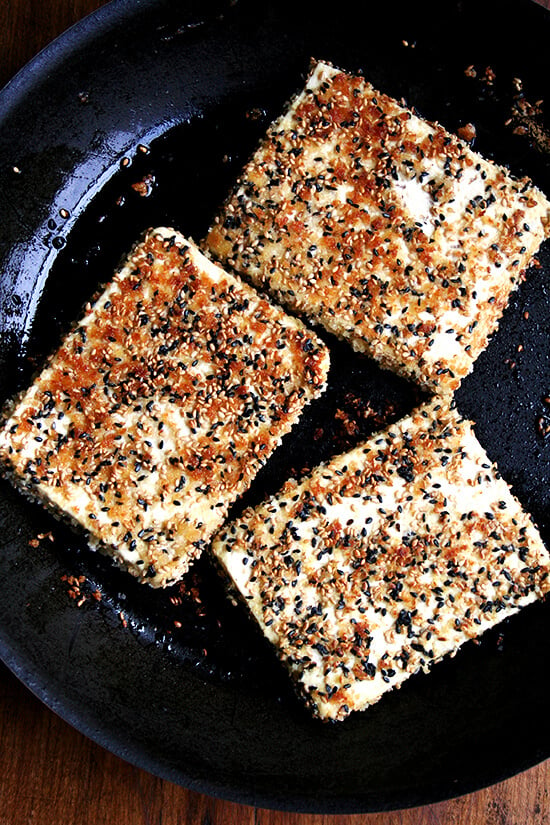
top-left (0, 228), bottom-right (330, 587)
top-left (211, 397), bottom-right (550, 720)
top-left (205, 59), bottom-right (550, 393)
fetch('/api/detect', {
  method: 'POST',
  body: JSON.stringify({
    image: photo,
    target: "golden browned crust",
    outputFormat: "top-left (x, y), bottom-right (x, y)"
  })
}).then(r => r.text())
top-left (211, 398), bottom-right (550, 720)
top-left (0, 228), bottom-right (330, 586)
top-left (205, 60), bottom-right (550, 393)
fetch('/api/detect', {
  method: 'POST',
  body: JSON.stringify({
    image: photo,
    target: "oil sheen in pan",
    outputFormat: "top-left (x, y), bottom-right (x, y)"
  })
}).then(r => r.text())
top-left (2, 5), bottom-right (550, 807)
top-left (17, 76), bottom-right (550, 691)
top-left (20, 101), bottom-right (424, 695)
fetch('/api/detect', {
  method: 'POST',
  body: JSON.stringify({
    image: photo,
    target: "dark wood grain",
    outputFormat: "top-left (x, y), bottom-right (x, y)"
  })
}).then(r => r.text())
top-left (1, 659), bottom-right (549, 824)
top-left (0, 2), bottom-right (549, 823)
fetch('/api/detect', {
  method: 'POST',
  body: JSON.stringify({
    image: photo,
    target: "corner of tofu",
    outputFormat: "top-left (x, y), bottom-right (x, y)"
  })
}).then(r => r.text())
top-left (0, 228), bottom-right (330, 587)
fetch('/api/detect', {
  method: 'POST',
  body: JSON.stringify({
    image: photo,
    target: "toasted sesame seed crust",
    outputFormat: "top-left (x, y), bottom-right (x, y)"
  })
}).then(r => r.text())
top-left (211, 398), bottom-right (550, 720)
top-left (0, 228), bottom-right (329, 587)
top-left (205, 60), bottom-right (550, 392)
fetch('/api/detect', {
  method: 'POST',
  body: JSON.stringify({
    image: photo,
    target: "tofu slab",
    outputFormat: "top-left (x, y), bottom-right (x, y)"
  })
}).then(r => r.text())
top-left (205, 60), bottom-right (550, 392)
top-left (211, 398), bottom-right (550, 720)
top-left (0, 228), bottom-right (329, 587)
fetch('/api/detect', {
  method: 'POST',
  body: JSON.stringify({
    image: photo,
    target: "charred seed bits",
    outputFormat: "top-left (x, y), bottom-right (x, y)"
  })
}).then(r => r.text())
top-left (211, 397), bottom-right (550, 720)
top-left (205, 60), bottom-right (550, 393)
top-left (0, 228), bottom-right (329, 587)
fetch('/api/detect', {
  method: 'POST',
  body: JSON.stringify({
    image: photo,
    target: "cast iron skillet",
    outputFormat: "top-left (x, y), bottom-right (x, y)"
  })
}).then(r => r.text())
top-left (1, 0), bottom-right (550, 813)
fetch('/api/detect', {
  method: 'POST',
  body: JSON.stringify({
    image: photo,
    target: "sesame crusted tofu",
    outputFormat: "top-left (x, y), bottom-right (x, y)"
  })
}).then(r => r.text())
top-left (211, 398), bottom-right (550, 721)
top-left (205, 60), bottom-right (550, 393)
top-left (0, 228), bottom-right (330, 587)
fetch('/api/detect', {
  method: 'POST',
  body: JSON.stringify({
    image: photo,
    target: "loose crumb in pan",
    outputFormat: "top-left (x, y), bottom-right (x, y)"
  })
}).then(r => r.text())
top-left (211, 398), bottom-right (550, 721)
top-left (457, 122), bottom-right (477, 143)
top-left (131, 173), bottom-right (156, 197)
top-left (507, 93), bottom-right (550, 155)
top-left (27, 530), bottom-right (55, 549)
top-left (61, 573), bottom-right (102, 607)
top-left (465, 64), bottom-right (550, 156)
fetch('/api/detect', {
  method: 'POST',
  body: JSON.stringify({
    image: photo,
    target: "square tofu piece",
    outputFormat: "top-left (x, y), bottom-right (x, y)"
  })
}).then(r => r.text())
top-left (205, 60), bottom-right (550, 393)
top-left (0, 228), bottom-right (329, 587)
top-left (211, 398), bottom-right (550, 720)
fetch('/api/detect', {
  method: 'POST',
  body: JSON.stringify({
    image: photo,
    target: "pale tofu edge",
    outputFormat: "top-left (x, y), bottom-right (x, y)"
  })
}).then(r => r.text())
top-left (0, 228), bottom-right (330, 586)
top-left (211, 399), bottom-right (550, 720)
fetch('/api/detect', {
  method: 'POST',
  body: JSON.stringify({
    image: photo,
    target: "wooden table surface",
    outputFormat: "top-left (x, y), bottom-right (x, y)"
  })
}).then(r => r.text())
top-left (1, 1), bottom-right (549, 823)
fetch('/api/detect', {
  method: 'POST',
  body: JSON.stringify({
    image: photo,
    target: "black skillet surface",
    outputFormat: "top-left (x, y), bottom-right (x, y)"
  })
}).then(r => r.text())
top-left (1, 0), bottom-right (550, 813)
